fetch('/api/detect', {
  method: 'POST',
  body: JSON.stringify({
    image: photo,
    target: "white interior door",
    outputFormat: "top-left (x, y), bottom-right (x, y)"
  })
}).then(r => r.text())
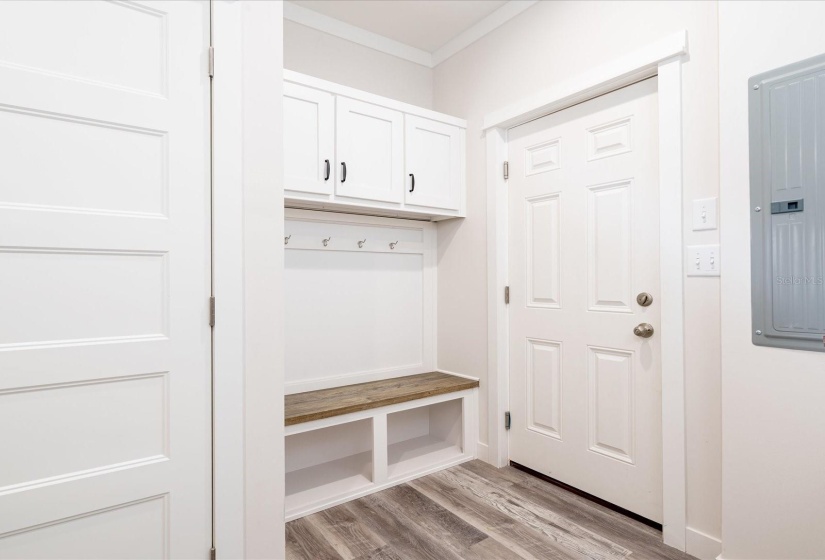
top-left (0, 2), bottom-right (211, 558)
top-left (336, 97), bottom-right (403, 204)
top-left (404, 115), bottom-right (461, 211)
top-left (284, 82), bottom-right (335, 197)
top-left (508, 78), bottom-right (662, 522)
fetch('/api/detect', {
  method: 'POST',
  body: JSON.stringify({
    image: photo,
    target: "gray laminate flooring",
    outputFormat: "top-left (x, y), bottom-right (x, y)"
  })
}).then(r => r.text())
top-left (285, 460), bottom-right (697, 560)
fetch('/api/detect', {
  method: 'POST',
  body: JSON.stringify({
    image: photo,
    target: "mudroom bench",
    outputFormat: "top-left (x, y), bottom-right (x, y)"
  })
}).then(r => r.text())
top-left (284, 372), bottom-right (479, 521)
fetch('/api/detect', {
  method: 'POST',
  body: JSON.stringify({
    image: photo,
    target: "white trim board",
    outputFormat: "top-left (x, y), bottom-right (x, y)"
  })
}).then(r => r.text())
top-left (484, 31), bottom-right (690, 552)
top-left (483, 30), bottom-right (688, 130)
top-left (431, 1), bottom-right (539, 66)
top-left (686, 527), bottom-right (723, 560)
top-left (213, 1), bottom-right (285, 558)
top-left (284, 1), bottom-right (432, 67)
top-left (284, 0), bottom-right (538, 69)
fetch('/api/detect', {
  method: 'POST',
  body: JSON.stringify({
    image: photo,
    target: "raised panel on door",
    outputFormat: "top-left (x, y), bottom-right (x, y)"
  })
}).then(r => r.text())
top-left (404, 115), bottom-right (461, 211)
top-left (0, 1), bottom-right (210, 557)
top-left (526, 338), bottom-right (563, 440)
top-left (336, 97), bottom-right (403, 204)
top-left (284, 82), bottom-right (334, 197)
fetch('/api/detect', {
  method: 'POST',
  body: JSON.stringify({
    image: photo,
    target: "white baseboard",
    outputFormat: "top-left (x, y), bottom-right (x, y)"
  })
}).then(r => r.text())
top-left (476, 441), bottom-right (490, 463)
top-left (686, 527), bottom-right (722, 560)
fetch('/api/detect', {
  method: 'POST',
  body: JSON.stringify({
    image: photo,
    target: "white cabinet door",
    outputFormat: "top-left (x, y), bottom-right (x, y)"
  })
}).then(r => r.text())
top-left (404, 115), bottom-right (461, 211)
top-left (284, 82), bottom-right (335, 196)
top-left (0, 1), bottom-right (211, 558)
top-left (336, 97), bottom-right (403, 204)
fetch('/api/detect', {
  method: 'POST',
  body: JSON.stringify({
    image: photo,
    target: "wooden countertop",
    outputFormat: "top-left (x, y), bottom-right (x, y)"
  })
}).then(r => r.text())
top-left (285, 372), bottom-right (479, 426)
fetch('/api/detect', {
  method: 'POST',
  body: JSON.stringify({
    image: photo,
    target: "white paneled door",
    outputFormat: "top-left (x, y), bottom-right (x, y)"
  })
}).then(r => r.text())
top-left (508, 78), bottom-right (662, 522)
top-left (0, 1), bottom-right (211, 558)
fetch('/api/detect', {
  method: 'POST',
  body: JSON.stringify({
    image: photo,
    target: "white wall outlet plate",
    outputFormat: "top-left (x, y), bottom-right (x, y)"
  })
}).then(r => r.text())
top-left (692, 197), bottom-right (718, 230)
top-left (687, 244), bottom-right (721, 276)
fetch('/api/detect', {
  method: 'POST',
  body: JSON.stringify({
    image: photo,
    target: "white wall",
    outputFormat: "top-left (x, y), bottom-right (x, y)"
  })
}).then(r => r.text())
top-left (719, 2), bottom-right (825, 558)
top-left (284, 19), bottom-right (433, 108)
top-left (432, 1), bottom-right (722, 553)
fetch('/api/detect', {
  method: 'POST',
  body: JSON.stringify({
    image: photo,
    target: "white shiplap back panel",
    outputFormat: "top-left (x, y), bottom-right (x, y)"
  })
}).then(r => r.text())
top-left (284, 210), bottom-right (436, 393)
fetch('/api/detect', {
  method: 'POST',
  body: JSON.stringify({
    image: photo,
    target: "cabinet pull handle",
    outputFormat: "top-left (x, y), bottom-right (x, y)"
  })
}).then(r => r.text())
top-left (341, 162), bottom-right (347, 183)
top-left (324, 159), bottom-right (330, 181)
top-left (409, 173), bottom-right (415, 193)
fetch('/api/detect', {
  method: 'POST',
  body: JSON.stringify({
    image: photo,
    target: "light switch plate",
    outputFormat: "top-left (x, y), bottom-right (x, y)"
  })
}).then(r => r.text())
top-left (692, 197), bottom-right (718, 230)
top-left (687, 244), bottom-right (721, 277)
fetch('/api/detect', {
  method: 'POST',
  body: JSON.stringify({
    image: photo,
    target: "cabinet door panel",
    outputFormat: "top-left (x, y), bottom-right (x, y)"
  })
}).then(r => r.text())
top-left (405, 116), bottom-right (461, 211)
top-left (336, 97), bottom-right (403, 204)
top-left (284, 82), bottom-right (334, 196)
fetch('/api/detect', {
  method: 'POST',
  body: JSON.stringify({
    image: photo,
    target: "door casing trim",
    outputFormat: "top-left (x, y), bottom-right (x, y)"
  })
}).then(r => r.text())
top-left (484, 30), bottom-right (688, 551)
top-left (213, 2), bottom-right (285, 558)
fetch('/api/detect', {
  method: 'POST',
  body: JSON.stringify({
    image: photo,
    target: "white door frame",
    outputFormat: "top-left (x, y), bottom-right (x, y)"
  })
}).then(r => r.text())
top-left (484, 30), bottom-right (689, 551)
top-left (213, 1), bottom-right (285, 559)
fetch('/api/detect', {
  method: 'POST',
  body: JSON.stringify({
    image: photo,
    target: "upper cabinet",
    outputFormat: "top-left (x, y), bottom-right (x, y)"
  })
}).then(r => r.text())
top-left (405, 116), bottom-right (462, 211)
top-left (336, 97), bottom-right (404, 204)
top-left (284, 82), bottom-right (335, 197)
top-left (283, 70), bottom-right (466, 221)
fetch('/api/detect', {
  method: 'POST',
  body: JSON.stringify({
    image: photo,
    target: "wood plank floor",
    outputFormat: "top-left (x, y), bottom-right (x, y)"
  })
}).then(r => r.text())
top-left (285, 460), bottom-right (697, 560)
top-left (285, 372), bottom-right (479, 426)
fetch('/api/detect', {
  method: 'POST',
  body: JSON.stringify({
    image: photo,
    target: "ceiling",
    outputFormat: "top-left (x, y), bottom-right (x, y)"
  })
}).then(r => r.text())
top-left (288, 0), bottom-right (513, 54)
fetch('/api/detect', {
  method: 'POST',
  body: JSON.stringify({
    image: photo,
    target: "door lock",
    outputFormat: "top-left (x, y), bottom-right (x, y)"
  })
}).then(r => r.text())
top-left (636, 292), bottom-right (653, 307)
top-left (633, 323), bottom-right (655, 338)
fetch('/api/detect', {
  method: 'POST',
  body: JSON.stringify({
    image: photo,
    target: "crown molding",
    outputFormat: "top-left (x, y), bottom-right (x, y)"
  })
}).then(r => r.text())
top-left (431, 0), bottom-right (538, 66)
top-left (284, 2), bottom-right (433, 67)
top-left (283, 0), bottom-right (539, 69)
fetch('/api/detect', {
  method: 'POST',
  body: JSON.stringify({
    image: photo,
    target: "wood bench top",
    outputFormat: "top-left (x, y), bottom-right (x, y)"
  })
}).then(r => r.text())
top-left (285, 372), bottom-right (479, 426)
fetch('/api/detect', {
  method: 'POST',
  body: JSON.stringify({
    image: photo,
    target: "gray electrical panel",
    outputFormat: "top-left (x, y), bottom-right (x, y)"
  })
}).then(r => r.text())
top-left (750, 54), bottom-right (825, 352)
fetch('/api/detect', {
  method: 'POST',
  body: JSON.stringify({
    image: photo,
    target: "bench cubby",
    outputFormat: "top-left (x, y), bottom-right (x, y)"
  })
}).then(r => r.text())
top-left (387, 398), bottom-right (463, 480)
top-left (285, 418), bottom-right (374, 515)
top-left (284, 372), bottom-right (478, 521)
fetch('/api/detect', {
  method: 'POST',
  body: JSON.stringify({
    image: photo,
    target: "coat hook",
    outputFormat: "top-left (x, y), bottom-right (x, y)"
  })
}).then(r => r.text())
top-left (322, 237), bottom-right (331, 247)
top-left (284, 234), bottom-right (291, 245)
top-left (389, 241), bottom-right (398, 250)
top-left (358, 238), bottom-right (367, 248)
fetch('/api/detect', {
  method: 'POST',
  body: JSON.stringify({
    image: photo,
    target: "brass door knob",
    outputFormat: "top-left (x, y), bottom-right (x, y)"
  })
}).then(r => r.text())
top-left (633, 323), bottom-right (655, 338)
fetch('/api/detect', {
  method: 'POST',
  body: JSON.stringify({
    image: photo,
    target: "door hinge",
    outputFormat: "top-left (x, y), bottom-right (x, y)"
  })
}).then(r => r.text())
top-left (208, 46), bottom-right (215, 78)
top-left (505, 411), bottom-right (511, 430)
top-left (209, 296), bottom-right (216, 327)
top-left (504, 286), bottom-right (510, 304)
top-left (503, 161), bottom-right (509, 180)
top-left (210, 547), bottom-right (216, 560)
